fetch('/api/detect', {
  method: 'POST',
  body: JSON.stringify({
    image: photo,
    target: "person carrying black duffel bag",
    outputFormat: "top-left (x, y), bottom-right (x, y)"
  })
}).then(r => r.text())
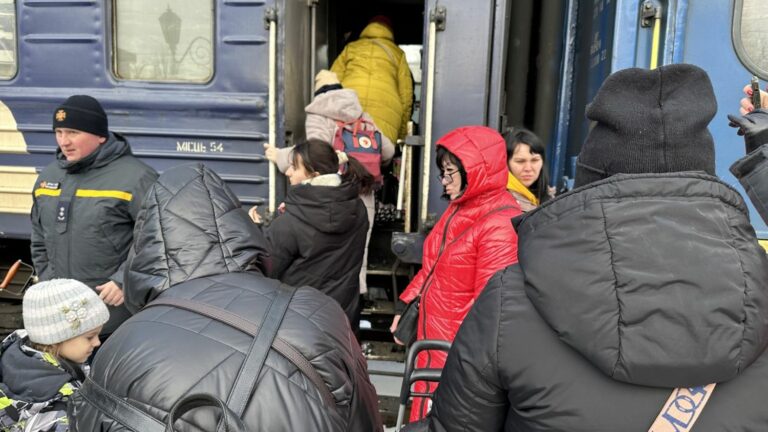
top-left (68, 163), bottom-right (382, 432)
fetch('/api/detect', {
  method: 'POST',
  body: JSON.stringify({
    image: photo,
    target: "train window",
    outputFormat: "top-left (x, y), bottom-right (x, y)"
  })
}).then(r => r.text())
top-left (113, 0), bottom-right (213, 83)
top-left (734, 0), bottom-right (768, 79)
top-left (0, 0), bottom-right (17, 80)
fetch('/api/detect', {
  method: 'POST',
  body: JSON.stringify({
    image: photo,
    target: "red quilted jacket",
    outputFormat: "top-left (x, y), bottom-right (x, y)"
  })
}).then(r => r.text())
top-left (400, 126), bottom-right (521, 420)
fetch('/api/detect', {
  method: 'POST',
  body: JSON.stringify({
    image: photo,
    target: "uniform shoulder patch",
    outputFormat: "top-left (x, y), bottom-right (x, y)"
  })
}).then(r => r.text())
top-left (39, 181), bottom-right (60, 190)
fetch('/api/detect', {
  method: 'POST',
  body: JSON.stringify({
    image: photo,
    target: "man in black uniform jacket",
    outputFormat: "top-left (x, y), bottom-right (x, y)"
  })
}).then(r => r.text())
top-left (30, 95), bottom-right (157, 339)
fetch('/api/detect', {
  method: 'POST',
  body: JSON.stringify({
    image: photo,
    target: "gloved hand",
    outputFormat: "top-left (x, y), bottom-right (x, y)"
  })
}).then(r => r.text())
top-left (727, 109), bottom-right (768, 154)
top-left (263, 143), bottom-right (278, 162)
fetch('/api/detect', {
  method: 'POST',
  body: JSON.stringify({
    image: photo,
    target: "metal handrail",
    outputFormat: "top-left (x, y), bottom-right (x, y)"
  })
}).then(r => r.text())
top-left (266, 7), bottom-right (278, 214)
top-left (419, 8), bottom-right (445, 230)
top-left (395, 338), bottom-right (452, 431)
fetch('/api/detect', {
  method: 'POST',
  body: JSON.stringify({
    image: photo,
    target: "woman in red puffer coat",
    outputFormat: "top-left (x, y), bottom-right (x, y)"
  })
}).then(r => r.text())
top-left (390, 125), bottom-right (521, 421)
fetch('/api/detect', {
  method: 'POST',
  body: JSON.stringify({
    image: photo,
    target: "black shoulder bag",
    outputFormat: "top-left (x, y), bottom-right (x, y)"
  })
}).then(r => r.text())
top-left (75, 283), bottom-right (334, 431)
top-left (393, 205), bottom-right (515, 346)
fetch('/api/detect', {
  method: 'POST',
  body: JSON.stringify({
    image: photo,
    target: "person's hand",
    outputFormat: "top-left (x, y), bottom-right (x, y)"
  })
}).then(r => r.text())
top-left (248, 206), bottom-right (262, 224)
top-left (390, 314), bottom-right (404, 345)
top-left (728, 109), bottom-right (768, 154)
top-left (263, 143), bottom-right (278, 163)
top-left (96, 280), bottom-right (124, 306)
top-left (739, 84), bottom-right (768, 115)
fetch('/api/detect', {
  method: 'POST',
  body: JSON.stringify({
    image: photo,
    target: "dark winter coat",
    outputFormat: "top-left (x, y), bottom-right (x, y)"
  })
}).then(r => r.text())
top-left (410, 173), bottom-right (768, 432)
top-left (68, 163), bottom-right (381, 432)
top-left (263, 175), bottom-right (368, 322)
top-left (30, 133), bottom-right (157, 334)
top-left (731, 143), bottom-right (768, 225)
top-left (0, 331), bottom-right (84, 432)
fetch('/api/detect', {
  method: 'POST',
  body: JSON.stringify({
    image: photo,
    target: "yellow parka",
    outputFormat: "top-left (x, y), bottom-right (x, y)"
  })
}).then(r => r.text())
top-left (331, 22), bottom-right (413, 142)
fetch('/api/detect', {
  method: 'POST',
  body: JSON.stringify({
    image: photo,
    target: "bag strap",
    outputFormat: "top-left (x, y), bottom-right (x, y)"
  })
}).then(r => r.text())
top-left (223, 283), bottom-right (294, 415)
top-left (352, 117), bottom-right (361, 148)
top-left (372, 39), bottom-right (396, 63)
top-left (145, 295), bottom-right (335, 407)
top-left (77, 284), bottom-right (317, 432)
top-left (78, 377), bottom-right (165, 432)
top-left (413, 204), bottom-right (517, 299)
top-left (647, 383), bottom-right (716, 432)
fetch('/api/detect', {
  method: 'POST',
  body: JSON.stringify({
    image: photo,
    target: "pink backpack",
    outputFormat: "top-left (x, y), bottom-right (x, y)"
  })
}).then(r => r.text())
top-left (333, 118), bottom-right (383, 184)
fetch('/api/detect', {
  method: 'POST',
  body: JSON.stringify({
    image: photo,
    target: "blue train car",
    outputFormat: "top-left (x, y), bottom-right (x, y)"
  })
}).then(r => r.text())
top-left (0, 0), bottom-right (765, 328)
top-left (2, 0), bottom-right (763, 240)
top-left (1, 0), bottom-right (766, 426)
top-left (0, 0), bottom-right (315, 239)
top-left (420, 0), bottom-right (768, 239)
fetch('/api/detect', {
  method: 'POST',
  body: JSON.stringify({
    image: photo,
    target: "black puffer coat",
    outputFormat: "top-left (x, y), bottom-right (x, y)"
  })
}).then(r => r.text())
top-left (69, 164), bottom-right (382, 431)
top-left (263, 175), bottom-right (367, 323)
top-left (410, 173), bottom-right (768, 432)
top-left (731, 143), bottom-right (768, 225)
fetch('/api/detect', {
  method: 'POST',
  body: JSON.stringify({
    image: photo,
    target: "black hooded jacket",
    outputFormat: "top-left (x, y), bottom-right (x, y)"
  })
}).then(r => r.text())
top-left (30, 133), bottom-right (158, 334)
top-left (731, 143), bottom-right (768, 225)
top-left (69, 164), bottom-right (381, 431)
top-left (263, 176), bottom-right (368, 322)
top-left (409, 173), bottom-right (768, 432)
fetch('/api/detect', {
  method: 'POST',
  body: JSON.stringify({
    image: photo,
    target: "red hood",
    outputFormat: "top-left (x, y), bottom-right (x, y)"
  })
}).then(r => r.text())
top-left (436, 126), bottom-right (509, 205)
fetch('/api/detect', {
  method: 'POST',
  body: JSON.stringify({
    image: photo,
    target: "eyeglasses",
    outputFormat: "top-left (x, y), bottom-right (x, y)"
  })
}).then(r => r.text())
top-left (437, 169), bottom-right (459, 184)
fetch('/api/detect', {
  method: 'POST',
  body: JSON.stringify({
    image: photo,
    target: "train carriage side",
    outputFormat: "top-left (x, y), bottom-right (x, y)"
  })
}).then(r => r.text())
top-left (0, 0), bottom-right (315, 241)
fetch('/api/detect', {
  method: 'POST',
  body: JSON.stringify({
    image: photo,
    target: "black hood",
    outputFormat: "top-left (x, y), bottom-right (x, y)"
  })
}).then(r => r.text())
top-left (57, 132), bottom-right (131, 174)
top-left (123, 163), bottom-right (270, 312)
top-left (0, 331), bottom-right (71, 402)
top-left (516, 172), bottom-right (768, 388)
top-left (283, 181), bottom-right (363, 235)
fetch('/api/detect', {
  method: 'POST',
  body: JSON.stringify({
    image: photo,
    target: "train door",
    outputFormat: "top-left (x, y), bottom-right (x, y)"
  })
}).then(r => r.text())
top-left (413, 0), bottom-right (509, 228)
top-left (307, 1), bottom-right (425, 424)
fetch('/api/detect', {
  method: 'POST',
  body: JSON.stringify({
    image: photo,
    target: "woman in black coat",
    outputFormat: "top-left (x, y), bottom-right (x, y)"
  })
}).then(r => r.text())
top-left (251, 139), bottom-right (372, 326)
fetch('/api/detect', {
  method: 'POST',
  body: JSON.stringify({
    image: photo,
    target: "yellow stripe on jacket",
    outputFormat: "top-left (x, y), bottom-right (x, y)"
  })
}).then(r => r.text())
top-left (34, 189), bottom-right (132, 201)
top-left (76, 189), bottom-right (132, 201)
top-left (34, 189), bottom-right (62, 197)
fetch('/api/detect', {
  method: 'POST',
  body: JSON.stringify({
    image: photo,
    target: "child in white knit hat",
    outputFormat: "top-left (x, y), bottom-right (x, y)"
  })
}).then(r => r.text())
top-left (0, 278), bottom-right (109, 431)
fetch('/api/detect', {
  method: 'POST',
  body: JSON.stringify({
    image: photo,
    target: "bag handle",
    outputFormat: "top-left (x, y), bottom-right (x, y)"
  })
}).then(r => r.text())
top-left (647, 383), bottom-right (716, 432)
top-left (77, 377), bottom-right (165, 432)
top-left (352, 118), bottom-right (361, 149)
top-left (165, 394), bottom-right (247, 432)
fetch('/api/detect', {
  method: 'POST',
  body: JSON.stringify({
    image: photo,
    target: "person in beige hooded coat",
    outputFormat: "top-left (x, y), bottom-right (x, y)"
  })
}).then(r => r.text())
top-left (263, 70), bottom-right (394, 297)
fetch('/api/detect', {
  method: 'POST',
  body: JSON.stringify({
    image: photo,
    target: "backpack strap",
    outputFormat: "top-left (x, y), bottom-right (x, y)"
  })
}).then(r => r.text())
top-left (647, 383), bottom-right (716, 432)
top-left (372, 39), bottom-right (396, 64)
top-left (78, 377), bottom-right (165, 432)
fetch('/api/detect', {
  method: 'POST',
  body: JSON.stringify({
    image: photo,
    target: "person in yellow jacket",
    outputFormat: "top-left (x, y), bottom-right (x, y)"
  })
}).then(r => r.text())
top-left (331, 16), bottom-right (413, 143)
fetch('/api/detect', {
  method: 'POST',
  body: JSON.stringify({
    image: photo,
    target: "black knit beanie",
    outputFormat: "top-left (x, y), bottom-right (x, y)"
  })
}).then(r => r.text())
top-left (52, 95), bottom-right (109, 138)
top-left (574, 64), bottom-right (716, 188)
